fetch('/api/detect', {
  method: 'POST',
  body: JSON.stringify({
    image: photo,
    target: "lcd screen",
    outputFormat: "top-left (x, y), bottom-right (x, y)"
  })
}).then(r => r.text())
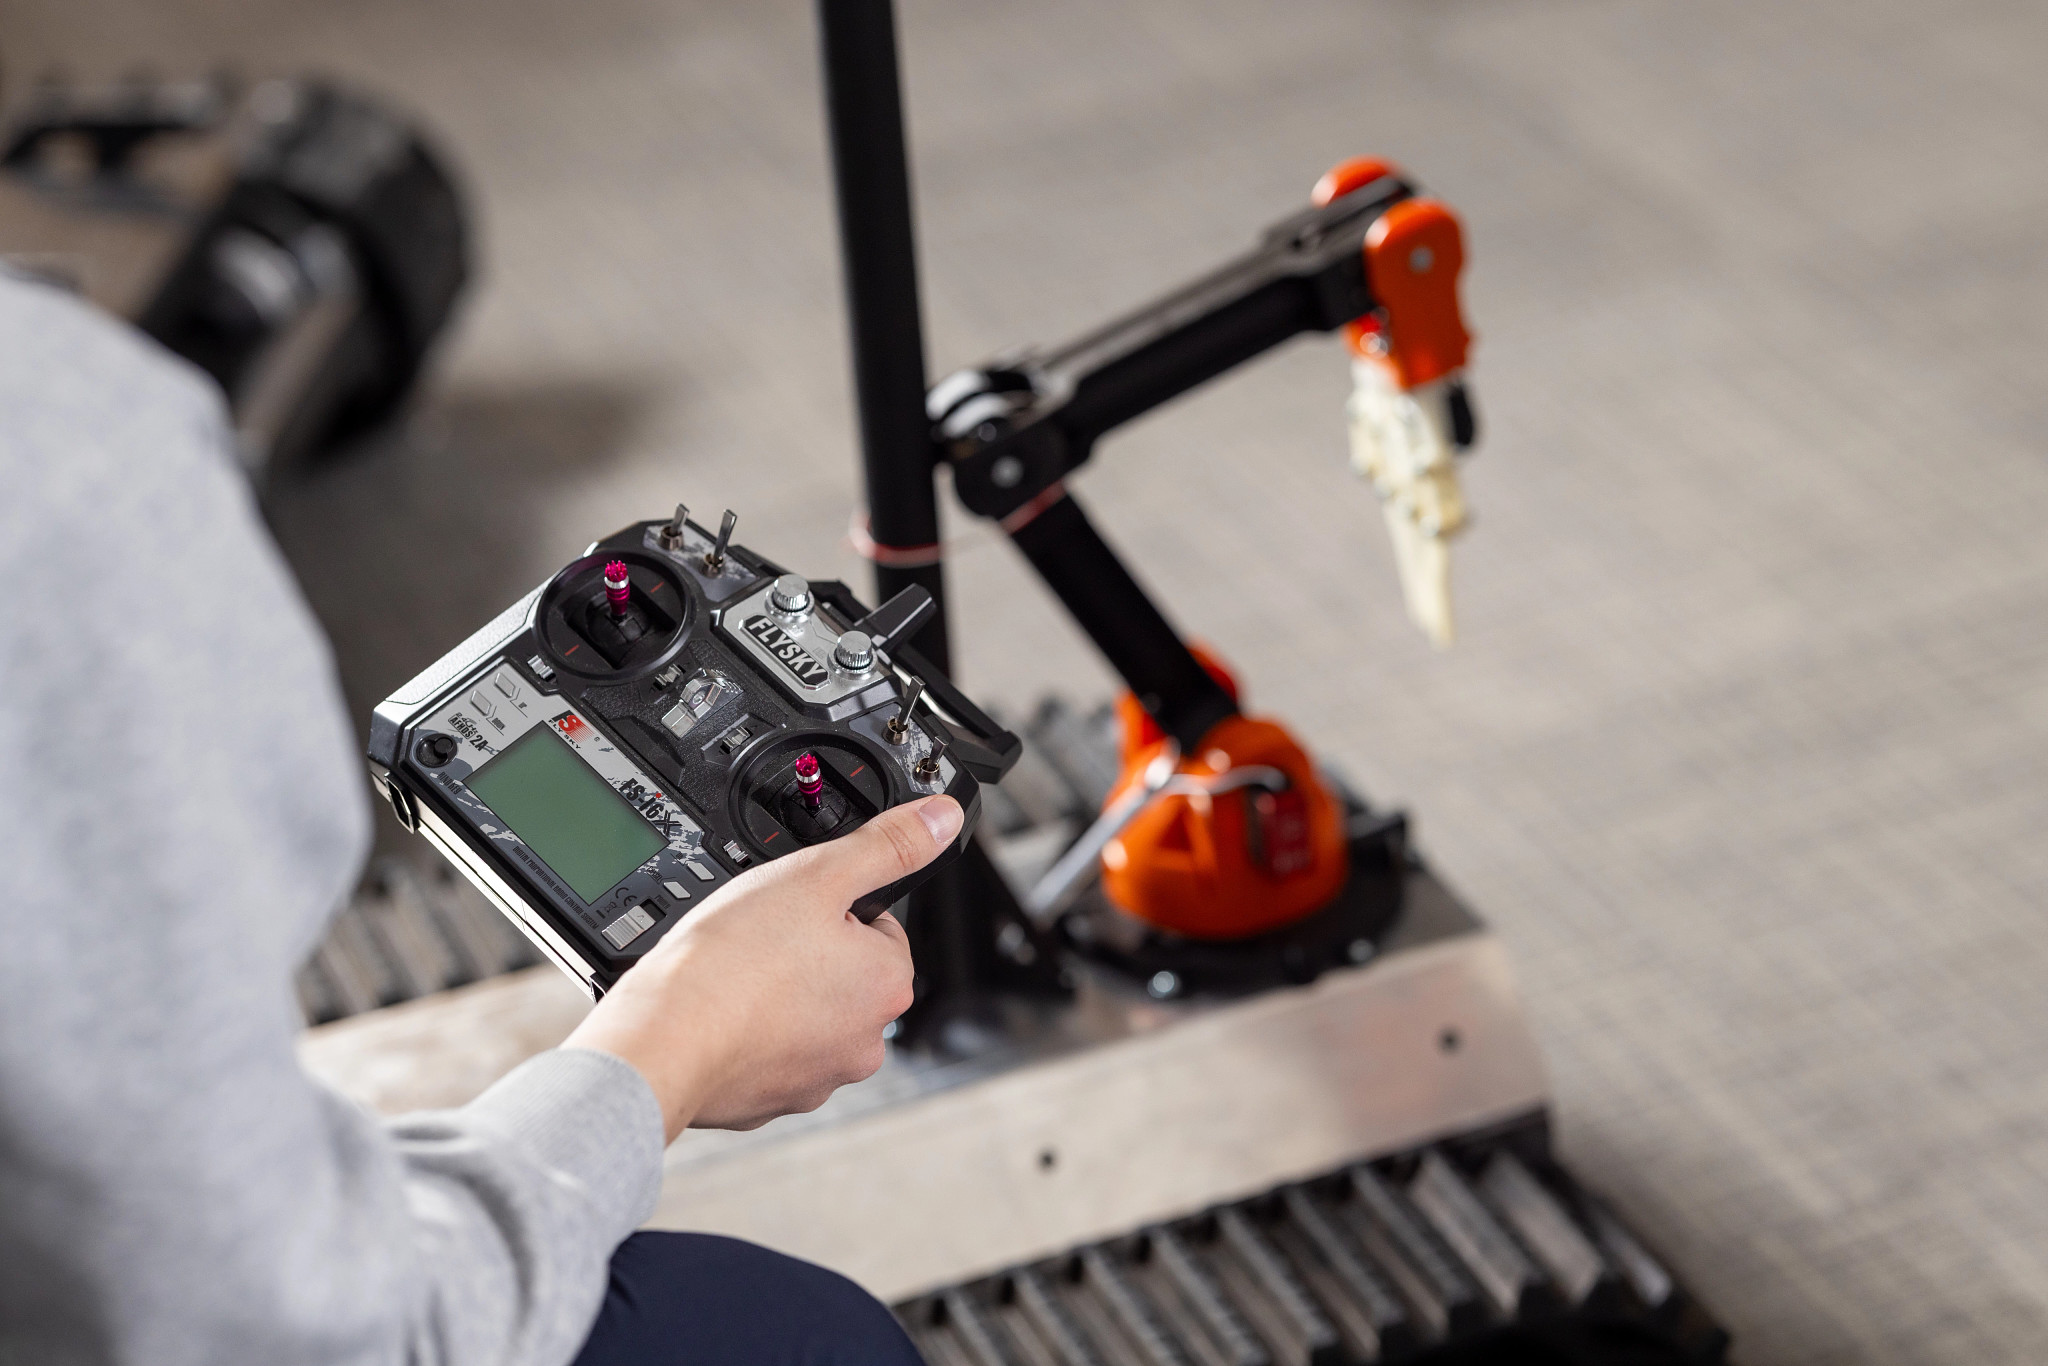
top-left (466, 723), bottom-right (665, 904)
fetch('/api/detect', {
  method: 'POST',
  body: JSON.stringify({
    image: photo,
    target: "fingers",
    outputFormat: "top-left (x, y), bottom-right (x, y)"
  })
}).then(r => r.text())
top-left (849, 909), bottom-right (916, 1019)
top-left (806, 795), bottom-right (963, 902)
top-left (863, 908), bottom-right (910, 946)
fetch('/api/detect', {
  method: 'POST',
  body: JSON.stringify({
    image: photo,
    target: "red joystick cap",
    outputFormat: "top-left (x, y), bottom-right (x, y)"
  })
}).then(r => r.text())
top-left (603, 560), bottom-right (631, 618)
top-left (794, 752), bottom-right (824, 810)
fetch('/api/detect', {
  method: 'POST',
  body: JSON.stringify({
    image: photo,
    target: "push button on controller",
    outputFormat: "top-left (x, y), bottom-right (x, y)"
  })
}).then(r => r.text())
top-left (415, 733), bottom-right (459, 768)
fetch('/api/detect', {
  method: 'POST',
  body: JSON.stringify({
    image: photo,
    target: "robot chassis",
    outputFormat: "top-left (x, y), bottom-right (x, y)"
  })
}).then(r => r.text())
top-left (646, 4), bottom-right (1733, 1364)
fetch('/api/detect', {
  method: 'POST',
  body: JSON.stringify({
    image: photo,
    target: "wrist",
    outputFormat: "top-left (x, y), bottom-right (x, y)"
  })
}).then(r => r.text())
top-left (564, 956), bottom-right (734, 1141)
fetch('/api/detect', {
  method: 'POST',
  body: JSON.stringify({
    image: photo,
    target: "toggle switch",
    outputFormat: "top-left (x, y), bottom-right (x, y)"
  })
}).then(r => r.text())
top-left (658, 501), bottom-right (689, 552)
top-left (705, 509), bottom-right (737, 573)
top-left (886, 676), bottom-right (925, 745)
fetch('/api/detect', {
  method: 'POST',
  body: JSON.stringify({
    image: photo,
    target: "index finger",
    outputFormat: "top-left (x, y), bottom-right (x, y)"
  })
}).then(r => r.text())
top-left (858, 908), bottom-right (910, 947)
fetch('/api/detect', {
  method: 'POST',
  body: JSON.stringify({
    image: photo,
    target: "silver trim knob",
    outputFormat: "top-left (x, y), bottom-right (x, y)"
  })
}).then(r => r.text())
top-left (769, 574), bottom-right (812, 615)
top-left (833, 630), bottom-right (876, 672)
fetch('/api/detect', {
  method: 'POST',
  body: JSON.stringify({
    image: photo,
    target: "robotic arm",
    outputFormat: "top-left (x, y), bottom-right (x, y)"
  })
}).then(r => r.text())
top-left (927, 158), bottom-right (1479, 752)
top-left (933, 160), bottom-right (1473, 524)
top-left (920, 157), bottom-right (1480, 945)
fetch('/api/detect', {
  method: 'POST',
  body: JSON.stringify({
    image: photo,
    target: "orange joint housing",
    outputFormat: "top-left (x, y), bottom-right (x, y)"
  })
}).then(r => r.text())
top-left (1314, 159), bottom-right (1474, 392)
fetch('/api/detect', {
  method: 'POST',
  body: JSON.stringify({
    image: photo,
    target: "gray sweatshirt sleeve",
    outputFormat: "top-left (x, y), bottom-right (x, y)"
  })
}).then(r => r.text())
top-left (0, 273), bottom-right (665, 1366)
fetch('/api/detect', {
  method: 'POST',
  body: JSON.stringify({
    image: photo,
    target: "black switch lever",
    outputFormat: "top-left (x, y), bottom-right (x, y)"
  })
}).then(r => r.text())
top-left (886, 677), bottom-right (925, 745)
top-left (913, 732), bottom-right (949, 785)
top-left (705, 509), bottom-right (737, 573)
top-left (851, 585), bottom-right (935, 653)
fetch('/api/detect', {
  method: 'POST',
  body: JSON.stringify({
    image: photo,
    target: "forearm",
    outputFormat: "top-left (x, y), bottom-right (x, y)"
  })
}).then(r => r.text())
top-left (382, 1049), bottom-right (667, 1365)
top-left (564, 951), bottom-right (731, 1142)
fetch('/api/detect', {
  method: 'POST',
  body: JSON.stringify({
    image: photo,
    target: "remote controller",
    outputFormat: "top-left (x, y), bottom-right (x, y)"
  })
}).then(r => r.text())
top-left (367, 505), bottom-right (1018, 998)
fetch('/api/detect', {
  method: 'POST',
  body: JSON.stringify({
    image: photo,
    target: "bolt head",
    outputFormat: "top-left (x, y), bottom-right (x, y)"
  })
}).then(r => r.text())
top-left (1409, 245), bottom-right (1435, 273)
top-left (991, 454), bottom-right (1025, 489)
top-left (1147, 970), bottom-right (1181, 1000)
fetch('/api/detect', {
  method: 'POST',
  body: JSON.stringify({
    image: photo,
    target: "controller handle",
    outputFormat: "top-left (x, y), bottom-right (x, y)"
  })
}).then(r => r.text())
top-left (850, 585), bottom-right (935, 653)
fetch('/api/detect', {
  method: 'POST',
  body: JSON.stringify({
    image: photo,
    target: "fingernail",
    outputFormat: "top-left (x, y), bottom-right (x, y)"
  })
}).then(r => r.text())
top-left (917, 795), bottom-right (963, 846)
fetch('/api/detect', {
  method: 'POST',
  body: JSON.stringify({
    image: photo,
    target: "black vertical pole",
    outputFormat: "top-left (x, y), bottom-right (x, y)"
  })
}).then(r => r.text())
top-left (816, 0), bottom-right (950, 673)
top-left (817, 0), bottom-right (991, 1045)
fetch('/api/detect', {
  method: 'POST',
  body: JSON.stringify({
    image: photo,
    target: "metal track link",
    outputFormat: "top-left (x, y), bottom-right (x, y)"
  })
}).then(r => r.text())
top-left (894, 1134), bottom-right (1728, 1366)
top-left (295, 855), bottom-right (540, 1023)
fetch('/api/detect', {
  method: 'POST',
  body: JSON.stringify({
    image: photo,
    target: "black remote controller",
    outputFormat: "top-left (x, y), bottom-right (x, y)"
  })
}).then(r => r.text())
top-left (367, 506), bottom-right (1018, 998)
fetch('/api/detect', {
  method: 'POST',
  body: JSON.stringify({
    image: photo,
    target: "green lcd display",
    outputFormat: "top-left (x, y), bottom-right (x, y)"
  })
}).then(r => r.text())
top-left (466, 724), bottom-right (666, 904)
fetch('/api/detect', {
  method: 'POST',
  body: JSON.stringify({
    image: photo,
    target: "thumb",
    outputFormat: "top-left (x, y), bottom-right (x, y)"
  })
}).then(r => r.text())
top-left (808, 795), bottom-right (964, 903)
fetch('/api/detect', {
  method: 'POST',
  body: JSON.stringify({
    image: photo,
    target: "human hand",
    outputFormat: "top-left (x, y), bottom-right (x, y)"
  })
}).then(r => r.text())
top-left (563, 795), bottom-right (958, 1139)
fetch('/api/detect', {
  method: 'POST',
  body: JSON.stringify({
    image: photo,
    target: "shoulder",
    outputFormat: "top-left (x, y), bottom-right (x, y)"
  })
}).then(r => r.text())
top-left (0, 270), bottom-right (236, 513)
top-left (0, 272), bottom-right (261, 614)
top-left (0, 268), bottom-right (223, 405)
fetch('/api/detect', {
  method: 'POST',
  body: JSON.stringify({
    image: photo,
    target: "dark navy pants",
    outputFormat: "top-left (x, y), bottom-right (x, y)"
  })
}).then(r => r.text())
top-left (572, 1232), bottom-right (925, 1365)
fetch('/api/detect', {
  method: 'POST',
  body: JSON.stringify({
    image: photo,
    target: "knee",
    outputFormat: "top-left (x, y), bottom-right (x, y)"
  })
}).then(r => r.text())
top-left (601, 1233), bottom-right (923, 1366)
top-left (756, 1243), bottom-right (924, 1366)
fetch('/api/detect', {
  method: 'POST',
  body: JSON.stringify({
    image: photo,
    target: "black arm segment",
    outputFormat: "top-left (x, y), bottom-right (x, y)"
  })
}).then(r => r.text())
top-left (1006, 496), bottom-right (1237, 753)
top-left (922, 176), bottom-right (1417, 750)
top-left (934, 176), bottom-right (1411, 521)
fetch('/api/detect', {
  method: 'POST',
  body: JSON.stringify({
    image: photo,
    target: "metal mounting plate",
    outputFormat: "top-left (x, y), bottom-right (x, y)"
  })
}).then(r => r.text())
top-left (650, 875), bottom-right (1549, 1302)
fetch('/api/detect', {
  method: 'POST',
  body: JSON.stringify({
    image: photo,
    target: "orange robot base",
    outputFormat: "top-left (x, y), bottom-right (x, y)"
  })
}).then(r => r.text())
top-left (1100, 650), bottom-right (1351, 941)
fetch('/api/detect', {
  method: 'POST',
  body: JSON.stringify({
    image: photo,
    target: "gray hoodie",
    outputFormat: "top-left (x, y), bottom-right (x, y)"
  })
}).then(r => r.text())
top-left (0, 274), bottom-right (665, 1366)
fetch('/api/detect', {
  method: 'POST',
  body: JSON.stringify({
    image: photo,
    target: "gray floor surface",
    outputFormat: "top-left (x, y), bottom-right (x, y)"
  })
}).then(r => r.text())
top-left (8, 0), bottom-right (2048, 1360)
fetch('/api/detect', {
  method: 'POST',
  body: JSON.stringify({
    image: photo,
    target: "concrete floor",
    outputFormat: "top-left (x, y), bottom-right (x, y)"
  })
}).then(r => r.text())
top-left (10, 0), bottom-right (2048, 1359)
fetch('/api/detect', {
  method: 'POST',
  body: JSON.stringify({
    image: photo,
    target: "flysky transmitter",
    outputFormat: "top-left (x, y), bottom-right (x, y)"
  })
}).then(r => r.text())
top-left (368, 505), bottom-right (1018, 997)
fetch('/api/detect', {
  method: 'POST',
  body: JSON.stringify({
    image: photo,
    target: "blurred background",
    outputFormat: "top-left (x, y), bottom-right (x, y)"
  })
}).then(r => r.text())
top-left (8, 0), bottom-right (2048, 1359)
